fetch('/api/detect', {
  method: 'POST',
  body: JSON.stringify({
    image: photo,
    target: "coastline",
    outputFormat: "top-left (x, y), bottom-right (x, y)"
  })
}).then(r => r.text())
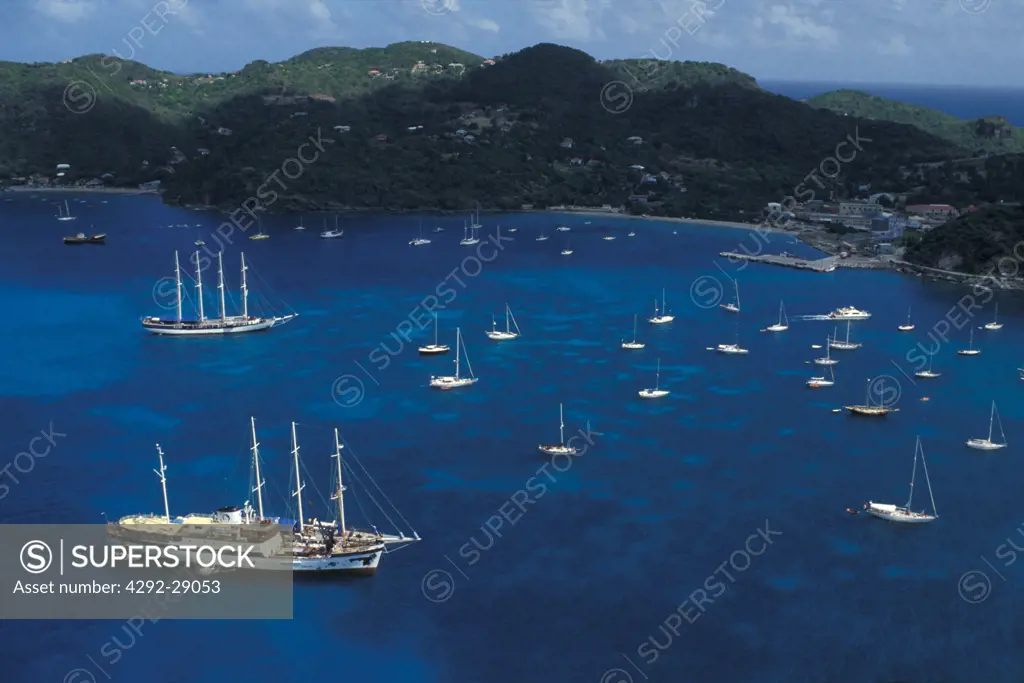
top-left (524, 209), bottom-right (785, 234)
top-left (3, 186), bottom-right (159, 196)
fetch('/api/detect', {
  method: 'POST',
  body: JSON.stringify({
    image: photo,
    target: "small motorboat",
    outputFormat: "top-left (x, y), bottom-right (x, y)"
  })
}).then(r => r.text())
top-left (64, 233), bottom-right (106, 245)
top-left (846, 508), bottom-right (860, 516)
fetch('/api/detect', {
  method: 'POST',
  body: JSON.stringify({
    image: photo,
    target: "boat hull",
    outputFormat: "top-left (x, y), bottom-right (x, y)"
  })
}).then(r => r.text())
top-left (538, 445), bottom-right (578, 455)
top-left (638, 390), bottom-right (669, 398)
top-left (254, 548), bottom-right (383, 574)
top-left (984, 323), bottom-right (1003, 330)
top-left (814, 359), bottom-right (838, 366)
top-left (621, 343), bottom-right (645, 349)
top-left (429, 377), bottom-right (478, 390)
top-left (142, 315), bottom-right (291, 336)
top-left (418, 346), bottom-right (450, 355)
top-left (865, 508), bottom-right (936, 524)
top-left (486, 332), bottom-right (519, 340)
top-left (966, 440), bottom-right (1006, 450)
top-left (649, 317), bottom-right (674, 324)
top-left (958, 350), bottom-right (981, 356)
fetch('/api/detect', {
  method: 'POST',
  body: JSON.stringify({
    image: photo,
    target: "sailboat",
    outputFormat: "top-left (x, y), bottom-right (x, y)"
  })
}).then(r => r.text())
top-left (967, 401), bottom-right (1007, 450)
top-left (638, 358), bottom-right (670, 398)
top-left (628, 230), bottom-right (636, 237)
top-left (56, 199), bottom-right (76, 221)
top-left (556, 225), bottom-right (570, 232)
top-left (845, 377), bottom-right (899, 416)
top-left (320, 216), bottom-right (343, 238)
top-left (957, 327), bottom-right (980, 355)
top-left (648, 288), bottom-right (674, 324)
top-left (561, 237), bottom-right (573, 256)
top-left (829, 321), bottom-right (861, 350)
top-left (141, 251), bottom-right (297, 335)
top-left (460, 221), bottom-right (480, 246)
top-left (898, 306), bottom-right (914, 331)
top-left (621, 314), bottom-right (645, 349)
top-left (814, 336), bottom-right (838, 365)
top-left (983, 303), bottom-right (1003, 330)
top-left (720, 279), bottom-right (740, 313)
top-left (712, 323), bottom-right (749, 354)
top-left (764, 300), bottom-right (788, 332)
top-left (409, 220), bottom-right (431, 246)
top-left (418, 312), bottom-right (450, 355)
top-left (806, 365), bottom-right (835, 388)
top-left (536, 228), bottom-right (549, 242)
top-left (249, 219), bottom-right (269, 240)
top-left (864, 437), bottom-right (937, 524)
top-left (295, 216), bottom-right (305, 231)
top-left (485, 303), bottom-right (521, 340)
top-left (915, 355), bottom-right (940, 378)
top-left (538, 403), bottom-right (578, 455)
top-left (429, 328), bottom-right (479, 389)
top-left (603, 234), bottom-right (616, 241)
top-left (469, 203), bottom-right (482, 230)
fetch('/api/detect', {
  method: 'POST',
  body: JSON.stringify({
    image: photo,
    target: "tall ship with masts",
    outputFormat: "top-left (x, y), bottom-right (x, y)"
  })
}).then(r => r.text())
top-left (108, 419), bottom-right (420, 574)
top-left (141, 250), bottom-right (297, 335)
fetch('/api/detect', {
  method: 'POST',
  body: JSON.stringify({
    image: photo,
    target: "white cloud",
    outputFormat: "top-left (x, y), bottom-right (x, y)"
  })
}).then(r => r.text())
top-left (529, 0), bottom-right (609, 42)
top-left (877, 33), bottom-right (910, 55)
top-left (760, 3), bottom-right (839, 47)
top-left (34, 0), bottom-right (95, 23)
top-left (464, 16), bottom-right (500, 32)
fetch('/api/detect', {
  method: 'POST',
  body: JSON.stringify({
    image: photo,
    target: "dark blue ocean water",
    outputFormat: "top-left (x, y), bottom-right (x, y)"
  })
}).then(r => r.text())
top-left (2, 193), bottom-right (1023, 683)
top-left (763, 80), bottom-right (1024, 126)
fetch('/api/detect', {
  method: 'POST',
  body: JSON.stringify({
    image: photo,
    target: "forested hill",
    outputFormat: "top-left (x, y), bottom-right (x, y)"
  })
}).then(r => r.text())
top-left (807, 89), bottom-right (1024, 155)
top-left (0, 42), bottom-right (992, 221)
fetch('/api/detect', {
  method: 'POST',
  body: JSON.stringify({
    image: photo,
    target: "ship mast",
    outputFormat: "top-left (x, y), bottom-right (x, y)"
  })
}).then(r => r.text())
top-left (331, 429), bottom-right (346, 536)
top-left (154, 444), bottom-right (170, 523)
top-left (194, 251), bottom-right (205, 321)
top-left (240, 253), bottom-right (249, 319)
top-left (217, 252), bottom-right (226, 321)
top-left (173, 251), bottom-right (182, 323)
top-left (291, 422), bottom-right (304, 531)
top-left (250, 417), bottom-right (264, 521)
top-left (559, 403), bottom-right (565, 445)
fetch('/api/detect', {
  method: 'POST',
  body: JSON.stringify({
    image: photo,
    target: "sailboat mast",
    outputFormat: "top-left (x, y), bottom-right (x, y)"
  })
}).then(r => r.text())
top-left (291, 422), bottom-right (304, 531)
top-left (559, 404), bottom-right (565, 445)
top-left (217, 252), bottom-right (226, 321)
top-left (240, 253), bottom-right (249, 318)
top-left (865, 377), bottom-right (871, 406)
top-left (655, 358), bottom-right (661, 389)
top-left (505, 303), bottom-right (511, 334)
top-left (194, 251), bottom-right (205, 321)
top-left (250, 417), bottom-right (264, 520)
top-left (633, 315), bottom-right (638, 342)
top-left (919, 438), bottom-right (937, 516)
top-left (434, 312), bottom-right (439, 346)
top-left (154, 444), bottom-right (170, 523)
top-left (989, 402), bottom-right (995, 442)
top-left (332, 428), bottom-right (346, 535)
top-left (173, 251), bottom-right (182, 323)
top-left (906, 439), bottom-right (919, 509)
top-left (454, 328), bottom-right (461, 378)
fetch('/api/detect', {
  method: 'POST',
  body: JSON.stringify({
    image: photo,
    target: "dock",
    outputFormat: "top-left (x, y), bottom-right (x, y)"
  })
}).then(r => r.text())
top-left (719, 252), bottom-right (837, 272)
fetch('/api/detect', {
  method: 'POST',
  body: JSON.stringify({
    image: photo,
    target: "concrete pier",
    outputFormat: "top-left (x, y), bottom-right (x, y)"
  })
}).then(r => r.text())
top-left (719, 252), bottom-right (837, 272)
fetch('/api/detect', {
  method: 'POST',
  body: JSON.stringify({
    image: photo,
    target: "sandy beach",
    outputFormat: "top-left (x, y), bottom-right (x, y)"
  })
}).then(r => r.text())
top-left (534, 208), bottom-right (787, 234)
top-left (3, 186), bottom-right (158, 195)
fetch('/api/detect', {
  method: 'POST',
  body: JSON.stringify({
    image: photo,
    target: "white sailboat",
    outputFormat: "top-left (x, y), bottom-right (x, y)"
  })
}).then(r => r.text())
top-left (56, 199), bottom-right (76, 221)
top-left (320, 216), bottom-right (343, 238)
top-left (638, 358), bottom-right (670, 398)
top-left (957, 327), bottom-right (981, 355)
top-left (814, 336), bottom-right (838, 365)
top-left (429, 327), bottom-right (479, 389)
top-left (603, 235), bottom-right (616, 241)
top-left (967, 401), bottom-right (1007, 450)
top-left (764, 300), bottom-right (788, 332)
top-left (469, 203), bottom-right (482, 230)
top-left (460, 221), bottom-right (480, 246)
top-left (621, 314), bottom-right (645, 349)
top-left (418, 312), bottom-right (450, 355)
top-left (915, 355), bottom-right (940, 378)
top-left (648, 288), bottom-right (674, 324)
top-left (628, 230), bottom-right (636, 237)
top-left (711, 321), bottom-right (748, 354)
top-left (536, 228), bottom-right (549, 242)
top-left (556, 225), bottom-right (570, 232)
top-left (295, 216), bottom-right (305, 231)
top-left (898, 306), bottom-right (914, 331)
top-left (864, 437), bottom-right (937, 524)
top-left (806, 365), bottom-right (835, 388)
top-left (561, 237), bottom-right (573, 256)
top-left (538, 403), bottom-right (578, 455)
top-left (983, 303), bottom-right (1003, 330)
top-left (720, 279), bottom-right (740, 313)
top-left (409, 220), bottom-right (431, 246)
top-left (829, 321), bottom-right (861, 350)
top-left (141, 251), bottom-right (297, 335)
top-left (486, 303), bottom-right (521, 340)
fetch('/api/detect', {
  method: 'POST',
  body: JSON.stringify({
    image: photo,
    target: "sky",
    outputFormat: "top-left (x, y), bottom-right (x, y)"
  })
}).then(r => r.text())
top-left (2, 0), bottom-right (1023, 87)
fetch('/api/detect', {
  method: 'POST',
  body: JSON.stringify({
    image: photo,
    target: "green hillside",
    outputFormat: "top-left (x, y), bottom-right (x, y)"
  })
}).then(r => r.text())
top-left (807, 89), bottom-right (1024, 155)
top-left (904, 204), bottom-right (1024, 274)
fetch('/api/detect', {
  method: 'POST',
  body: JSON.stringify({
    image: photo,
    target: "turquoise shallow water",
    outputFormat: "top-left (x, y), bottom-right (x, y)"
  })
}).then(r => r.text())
top-left (1, 193), bottom-right (1022, 683)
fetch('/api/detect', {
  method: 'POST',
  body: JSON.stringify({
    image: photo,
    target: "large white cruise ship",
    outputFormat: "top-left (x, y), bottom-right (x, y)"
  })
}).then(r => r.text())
top-left (827, 306), bottom-right (871, 320)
